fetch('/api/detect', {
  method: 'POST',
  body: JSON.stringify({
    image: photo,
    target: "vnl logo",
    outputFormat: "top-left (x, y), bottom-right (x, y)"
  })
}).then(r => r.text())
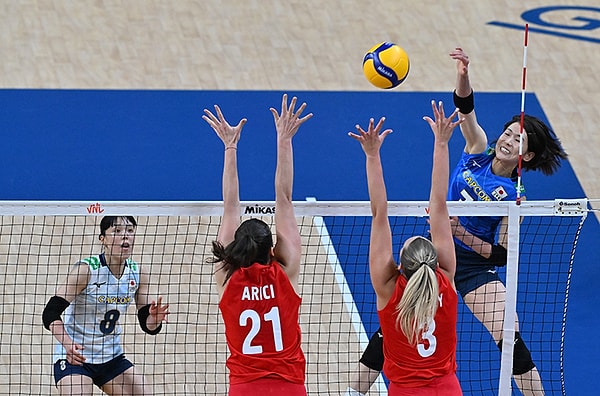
top-left (489, 6), bottom-right (600, 44)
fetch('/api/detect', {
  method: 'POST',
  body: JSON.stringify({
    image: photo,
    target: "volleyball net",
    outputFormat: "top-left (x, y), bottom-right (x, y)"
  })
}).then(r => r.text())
top-left (0, 199), bottom-right (590, 395)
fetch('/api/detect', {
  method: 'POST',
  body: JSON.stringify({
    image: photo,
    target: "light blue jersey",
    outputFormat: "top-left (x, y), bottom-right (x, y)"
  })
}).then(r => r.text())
top-left (53, 254), bottom-right (140, 364)
top-left (448, 147), bottom-right (523, 250)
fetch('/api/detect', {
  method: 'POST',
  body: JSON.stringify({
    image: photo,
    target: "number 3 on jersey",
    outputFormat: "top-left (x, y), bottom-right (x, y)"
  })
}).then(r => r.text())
top-left (240, 306), bottom-right (283, 354)
top-left (418, 319), bottom-right (437, 357)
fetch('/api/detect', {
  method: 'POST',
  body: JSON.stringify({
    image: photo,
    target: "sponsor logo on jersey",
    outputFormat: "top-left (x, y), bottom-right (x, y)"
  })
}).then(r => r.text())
top-left (97, 295), bottom-right (132, 304)
top-left (461, 170), bottom-right (492, 201)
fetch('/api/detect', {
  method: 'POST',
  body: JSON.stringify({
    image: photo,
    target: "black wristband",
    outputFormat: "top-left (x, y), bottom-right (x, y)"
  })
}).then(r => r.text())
top-left (137, 304), bottom-right (162, 335)
top-left (489, 244), bottom-right (508, 267)
top-left (453, 90), bottom-right (475, 114)
top-left (42, 296), bottom-right (70, 330)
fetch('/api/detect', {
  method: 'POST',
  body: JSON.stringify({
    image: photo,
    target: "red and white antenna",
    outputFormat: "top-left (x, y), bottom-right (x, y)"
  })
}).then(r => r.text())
top-left (516, 24), bottom-right (529, 205)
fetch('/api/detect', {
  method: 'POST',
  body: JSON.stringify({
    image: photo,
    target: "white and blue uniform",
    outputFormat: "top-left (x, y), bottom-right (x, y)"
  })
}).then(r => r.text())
top-left (53, 254), bottom-right (140, 364)
top-left (448, 147), bottom-right (523, 296)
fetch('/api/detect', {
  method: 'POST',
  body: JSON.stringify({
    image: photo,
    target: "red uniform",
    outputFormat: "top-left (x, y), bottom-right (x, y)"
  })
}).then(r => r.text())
top-left (219, 261), bottom-right (306, 392)
top-left (378, 268), bottom-right (460, 394)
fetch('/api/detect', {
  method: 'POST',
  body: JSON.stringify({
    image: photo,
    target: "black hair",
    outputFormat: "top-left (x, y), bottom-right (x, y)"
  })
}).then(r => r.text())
top-left (209, 218), bottom-right (274, 285)
top-left (502, 115), bottom-right (568, 175)
top-left (99, 216), bottom-right (137, 238)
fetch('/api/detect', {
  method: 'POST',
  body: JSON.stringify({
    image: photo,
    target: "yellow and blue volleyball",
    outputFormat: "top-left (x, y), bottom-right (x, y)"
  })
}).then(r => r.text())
top-left (362, 42), bottom-right (410, 89)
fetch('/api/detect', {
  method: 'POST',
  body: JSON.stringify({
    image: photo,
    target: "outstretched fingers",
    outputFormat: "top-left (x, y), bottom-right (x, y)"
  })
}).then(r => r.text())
top-left (348, 117), bottom-right (392, 156)
top-left (271, 94), bottom-right (313, 139)
top-left (423, 100), bottom-right (464, 142)
top-left (202, 104), bottom-right (246, 147)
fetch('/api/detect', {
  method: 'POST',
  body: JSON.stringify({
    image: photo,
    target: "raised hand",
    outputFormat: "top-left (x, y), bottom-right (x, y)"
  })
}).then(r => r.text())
top-left (348, 117), bottom-right (392, 157)
top-left (270, 94), bottom-right (312, 141)
top-left (449, 47), bottom-right (469, 77)
top-left (202, 104), bottom-right (247, 148)
top-left (423, 100), bottom-right (463, 144)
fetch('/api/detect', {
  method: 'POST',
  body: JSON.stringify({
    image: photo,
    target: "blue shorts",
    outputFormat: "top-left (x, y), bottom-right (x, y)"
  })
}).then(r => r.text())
top-left (54, 354), bottom-right (134, 387)
top-left (454, 244), bottom-right (502, 297)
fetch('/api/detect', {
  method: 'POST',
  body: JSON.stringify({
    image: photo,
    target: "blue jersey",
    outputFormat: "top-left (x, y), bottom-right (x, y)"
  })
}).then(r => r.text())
top-left (448, 147), bottom-right (522, 250)
top-left (53, 254), bottom-right (140, 364)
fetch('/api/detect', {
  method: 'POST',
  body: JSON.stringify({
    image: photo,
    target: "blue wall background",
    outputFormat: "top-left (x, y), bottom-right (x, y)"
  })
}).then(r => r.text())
top-left (1, 89), bottom-right (597, 394)
top-left (0, 89), bottom-right (581, 201)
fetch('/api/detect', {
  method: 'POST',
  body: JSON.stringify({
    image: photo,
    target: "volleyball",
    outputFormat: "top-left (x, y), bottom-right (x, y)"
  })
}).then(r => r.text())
top-left (362, 42), bottom-right (410, 89)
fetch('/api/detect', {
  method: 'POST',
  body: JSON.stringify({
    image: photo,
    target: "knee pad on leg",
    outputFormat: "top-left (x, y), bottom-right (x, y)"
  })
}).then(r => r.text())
top-left (359, 328), bottom-right (384, 372)
top-left (497, 332), bottom-right (536, 376)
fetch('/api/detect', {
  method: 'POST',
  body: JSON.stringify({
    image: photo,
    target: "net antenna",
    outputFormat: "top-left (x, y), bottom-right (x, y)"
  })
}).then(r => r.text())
top-left (516, 23), bottom-right (529, 205)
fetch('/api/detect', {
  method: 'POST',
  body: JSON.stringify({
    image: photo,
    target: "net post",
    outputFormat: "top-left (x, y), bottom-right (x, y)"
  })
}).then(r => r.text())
top-left (499, 201), bottom-right (521, 395)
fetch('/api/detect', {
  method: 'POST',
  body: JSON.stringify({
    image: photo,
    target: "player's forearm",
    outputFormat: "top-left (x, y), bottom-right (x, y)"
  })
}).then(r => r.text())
top-left (455, 72), bottom-right (472, 98)
top-left (275, 138), bottom-right (294, 202)
top-left (222, 148), bottom-right (240, 212)
top-left (430, 140), bottom-right (449, 207)
top-left (50, 321), bottom-right (74, 347)
top-left (366, 154), bottom-right (388, 219)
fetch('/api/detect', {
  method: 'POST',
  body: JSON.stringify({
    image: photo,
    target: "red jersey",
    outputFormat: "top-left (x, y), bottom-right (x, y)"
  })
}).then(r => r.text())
top-left (219, 261), bottom-right (305, 385)
top-left (378, 268), bottom-right (458, 389)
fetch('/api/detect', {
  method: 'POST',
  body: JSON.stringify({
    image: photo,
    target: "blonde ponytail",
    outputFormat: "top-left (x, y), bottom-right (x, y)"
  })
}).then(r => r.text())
top-left (396, 265), bottom-right (438, 345)
top-left (395, 236), bottom-right (439, 345)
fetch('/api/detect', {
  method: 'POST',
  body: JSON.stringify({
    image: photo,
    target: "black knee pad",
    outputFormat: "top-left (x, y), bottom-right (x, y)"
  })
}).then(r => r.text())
top-left (497, 332), bottom-right (536, 375)
top-left (359, 328), bottom-right (384, 371)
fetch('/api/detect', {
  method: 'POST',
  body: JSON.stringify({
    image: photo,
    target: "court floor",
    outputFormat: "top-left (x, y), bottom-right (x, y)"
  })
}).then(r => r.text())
top-left (0, 1), bottom-right (598, 395)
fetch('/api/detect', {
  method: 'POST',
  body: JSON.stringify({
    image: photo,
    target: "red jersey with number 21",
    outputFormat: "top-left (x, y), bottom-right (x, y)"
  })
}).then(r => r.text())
top-left (219, 261), bottom-right (305, 385)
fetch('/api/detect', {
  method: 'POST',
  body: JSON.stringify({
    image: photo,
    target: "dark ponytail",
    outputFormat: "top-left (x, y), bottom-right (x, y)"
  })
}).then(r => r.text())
top-left (208, 219), bottom-right (273, 285)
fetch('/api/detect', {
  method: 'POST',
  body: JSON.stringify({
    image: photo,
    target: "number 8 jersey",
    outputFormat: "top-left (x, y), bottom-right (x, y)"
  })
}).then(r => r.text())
top-left (219, 261), bottom-right (306, 385)
top-left (53, 254), bottom-right (140, 364)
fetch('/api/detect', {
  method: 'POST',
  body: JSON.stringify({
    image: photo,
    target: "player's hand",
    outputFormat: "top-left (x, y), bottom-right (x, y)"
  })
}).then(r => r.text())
top-left (449, 47), bottom-right (469, 76)
top-left (270, 93), bottom-right (312, 141)
top-left (348, 117), bottom-right (392, 157)
top-left (423, 100), bottom-right (463, 144)
top-left (202, 104), bottom-right (247, 149)
top-left (149, 295), bottom-right (170, 324)
top-left (65, 342), bottom-right (86, 365)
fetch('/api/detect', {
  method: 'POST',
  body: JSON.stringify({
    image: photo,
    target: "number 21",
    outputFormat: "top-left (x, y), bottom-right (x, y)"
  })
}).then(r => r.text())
top-left (240, 306), bottom-right (283, 354)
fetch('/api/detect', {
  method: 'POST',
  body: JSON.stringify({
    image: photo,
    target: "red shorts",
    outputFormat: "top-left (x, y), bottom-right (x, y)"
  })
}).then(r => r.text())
top-left (389, 372), bottom-right (462, 396)
top-left (229, 378), bottom-right (306, 396)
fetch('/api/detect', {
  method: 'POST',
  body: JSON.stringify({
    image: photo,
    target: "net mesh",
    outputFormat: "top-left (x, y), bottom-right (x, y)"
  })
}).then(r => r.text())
top-left (0, 200), bottom-right (587, 395)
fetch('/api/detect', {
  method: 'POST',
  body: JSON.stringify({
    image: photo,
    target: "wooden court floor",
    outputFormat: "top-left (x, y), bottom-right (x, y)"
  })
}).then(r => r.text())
top-left (0, 1), bottom-right (598, 395)
top-left (1, 0), bottom-right (598, 200)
